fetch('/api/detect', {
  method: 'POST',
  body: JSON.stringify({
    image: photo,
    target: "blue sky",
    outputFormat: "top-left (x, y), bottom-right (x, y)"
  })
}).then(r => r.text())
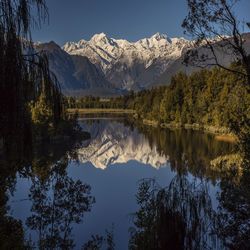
top-left (32, 0), bottom-right (250, 45)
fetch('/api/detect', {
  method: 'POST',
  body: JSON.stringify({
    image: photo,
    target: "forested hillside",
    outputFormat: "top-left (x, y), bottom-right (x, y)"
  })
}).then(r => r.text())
top-left (66, 62), bottom-right (249, 138)
top-left (130, 64), bottom-right (249, 130)
top-left (130, 62), bottom-right (250, 156)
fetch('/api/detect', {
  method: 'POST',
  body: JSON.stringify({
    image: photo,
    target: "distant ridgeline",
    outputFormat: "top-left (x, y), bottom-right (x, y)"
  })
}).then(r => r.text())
top-left (66, 63), bottom-right (249, 135)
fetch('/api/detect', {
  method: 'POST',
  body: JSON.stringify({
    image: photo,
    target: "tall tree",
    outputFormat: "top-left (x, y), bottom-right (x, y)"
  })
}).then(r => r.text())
top-left (182, 0), bottom-right (250, 86)
top-left (0, 0), bottom-right (62, 154)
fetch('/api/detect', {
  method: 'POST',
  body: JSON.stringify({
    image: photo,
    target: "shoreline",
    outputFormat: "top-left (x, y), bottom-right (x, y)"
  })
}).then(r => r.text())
top-left (142, 119), bottom-right (237, 143)
top-left (67, 108), bottom-right (136, 114)
top-left (67, 109), bottom-right (237, 143)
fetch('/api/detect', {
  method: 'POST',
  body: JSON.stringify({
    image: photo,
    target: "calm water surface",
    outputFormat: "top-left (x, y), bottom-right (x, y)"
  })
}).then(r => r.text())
top-left (6, 117), bottom-right (238, 249)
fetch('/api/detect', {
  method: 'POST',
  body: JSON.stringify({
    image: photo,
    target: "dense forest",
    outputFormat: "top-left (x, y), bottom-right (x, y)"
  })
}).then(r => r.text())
top-left (66, 61), bottom-right (250, 158)
top-left (130, 65), bottom-right (249, 127)
top-left (66, 63), bottom-right (249, 131)
top-left (130, 64), bottom-right (250, 157)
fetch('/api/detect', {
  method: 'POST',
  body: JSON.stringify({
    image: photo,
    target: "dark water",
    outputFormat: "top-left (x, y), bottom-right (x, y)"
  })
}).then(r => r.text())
top-left (2, 117), bottom-right (249, 249)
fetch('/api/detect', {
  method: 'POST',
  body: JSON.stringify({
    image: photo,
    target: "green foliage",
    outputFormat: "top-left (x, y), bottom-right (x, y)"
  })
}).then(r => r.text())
top-left (130, 66), bottom-right (249, 135)
top-left (0, 0), bottom-right (65, 152)
top-left (30, 93), bottom-right (53, 126)
top-left (30, 91), bottom-right (78, 141)
top-left (64, 94), bottom-right (134, 110)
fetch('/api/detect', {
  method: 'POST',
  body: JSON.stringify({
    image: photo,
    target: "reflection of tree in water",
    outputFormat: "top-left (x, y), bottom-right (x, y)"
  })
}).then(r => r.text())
top-left (0, 128), bottom-right (94, 249)
top-left (0, 180), bottom-right (26, 249)
top-left (216, 167), bottom-right (250, 249)
top-left (1, 117), bottom-right (249, 249)
top-left (82, 226), bottom-right (115, 250)
top-left (26, 159), bottom-right (95, 249)
top-left (122, 118), bottom-right (235, 181)
top-left (129, 175), bottom-right (223, 250)
top-left (0, 157), bottom-right (28, 248)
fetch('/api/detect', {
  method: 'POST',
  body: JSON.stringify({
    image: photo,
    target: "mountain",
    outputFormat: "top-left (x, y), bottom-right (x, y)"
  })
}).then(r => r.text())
top-left (35, 41), bottom-right (118, 96)
top-left (35, 41), bottom-right (81, 90)
top-left (63, 33), bottom-right (191, 90)
top-left (77, 120), bottom-right (168, 169)
top-left (37, 33), bottom-right (250, 96)
top-left (155, 33), bottom-right (250, 87)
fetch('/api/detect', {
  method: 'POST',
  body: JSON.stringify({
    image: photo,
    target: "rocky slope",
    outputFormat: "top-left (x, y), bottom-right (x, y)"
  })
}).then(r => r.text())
top-left (35, 41), bottom-right (118, 96)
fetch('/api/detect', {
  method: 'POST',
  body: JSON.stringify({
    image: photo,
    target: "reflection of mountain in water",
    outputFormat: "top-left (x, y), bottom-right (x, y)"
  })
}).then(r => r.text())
top-left (77, 120), bottom-right (168, 169)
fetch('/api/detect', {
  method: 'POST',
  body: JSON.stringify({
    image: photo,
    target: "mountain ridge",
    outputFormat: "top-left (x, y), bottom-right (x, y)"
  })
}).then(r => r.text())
top-left (36, 32), bottom-right (250, 96)
top-left (35, 41), bottom-right (120, 96)
top-left (63, 33), bottom-right (191, 90)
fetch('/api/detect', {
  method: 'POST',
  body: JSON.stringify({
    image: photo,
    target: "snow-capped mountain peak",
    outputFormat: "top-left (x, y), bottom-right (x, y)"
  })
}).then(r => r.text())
top-left (151, 32), bottom-right (171, 42)
top-left (91, 32), bottom-right (107, 41)
top-left (90, 32), bottom-right (117, 46)
top-left (62, 33), bottom-right (191, 90)
top-left (37, 32), bottom-right (250, 95)
top-left (135, 33), bottom-right (172, 50)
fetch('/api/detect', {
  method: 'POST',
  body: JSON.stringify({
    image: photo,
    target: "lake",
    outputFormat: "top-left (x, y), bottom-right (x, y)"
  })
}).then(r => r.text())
top-left (5, 115), bottom-right (243, 249)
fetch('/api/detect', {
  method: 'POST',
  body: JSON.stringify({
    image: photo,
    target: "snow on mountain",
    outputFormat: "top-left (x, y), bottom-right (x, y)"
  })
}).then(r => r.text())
top-left (63, 33), bottom-right (191, 90)
top-left (38, 33), bottom-right (250, 95)
top-left (155, 33), bottom-right (250, 87)
top-left (77, 120), bottom-right (169, 169)
top-left (63, 33), bottom-right (190, 70)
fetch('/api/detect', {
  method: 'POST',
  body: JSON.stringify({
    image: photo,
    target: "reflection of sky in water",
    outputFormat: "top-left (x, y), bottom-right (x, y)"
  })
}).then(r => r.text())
top-left (9, 161), bottom-right (220, 250)
top-left (10, 161), bottom-right (176, 249)
top-left (8, 118), bottom-right (228, 249)
top-left (68, 161), bottom-right (176, 250)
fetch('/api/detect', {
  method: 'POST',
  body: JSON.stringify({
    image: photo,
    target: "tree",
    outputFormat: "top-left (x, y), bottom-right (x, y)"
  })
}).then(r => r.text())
top-left (182, 0), bottom-right (250, 86)
top-left (216, 167), bottom-right (250, 249)
top-left (0, 0), bottom-right (63, 153)
top-left (129, 177), bottom-right (219, 250)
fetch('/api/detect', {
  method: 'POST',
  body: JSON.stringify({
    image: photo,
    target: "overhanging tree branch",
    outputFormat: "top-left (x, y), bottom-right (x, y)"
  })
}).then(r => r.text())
top-left (182, 0), bottom-right (250, 86)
